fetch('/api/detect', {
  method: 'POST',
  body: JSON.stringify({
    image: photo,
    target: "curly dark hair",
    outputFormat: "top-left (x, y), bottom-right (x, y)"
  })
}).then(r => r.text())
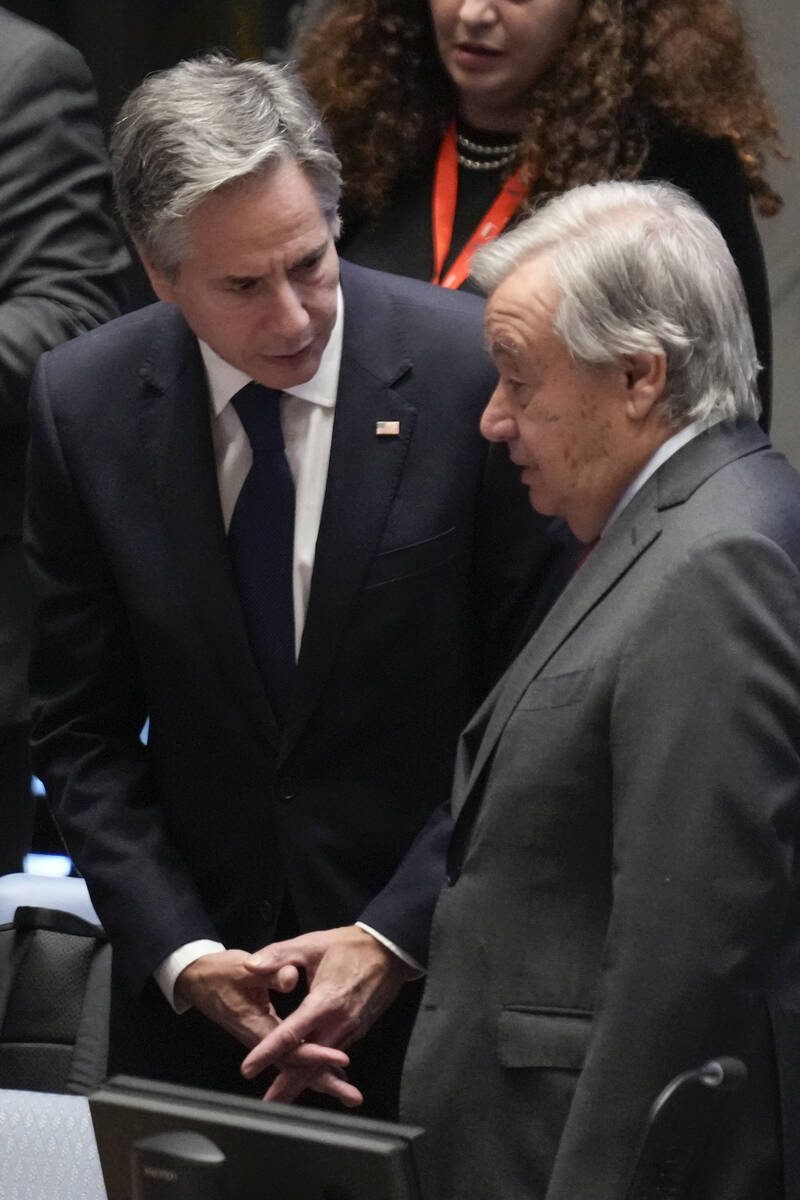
top-left (295, 0), bottom-right (783, 221)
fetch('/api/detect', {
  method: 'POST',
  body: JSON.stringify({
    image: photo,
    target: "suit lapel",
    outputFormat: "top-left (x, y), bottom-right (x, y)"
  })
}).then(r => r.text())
top-left (452, 503), bottom-right (661, 823)
top-left (281, 264), bottom-right (417, 757)
top-left (137, 306), bottom-right (280, 750)
top-left (450, 418), bottom-right (770, 829)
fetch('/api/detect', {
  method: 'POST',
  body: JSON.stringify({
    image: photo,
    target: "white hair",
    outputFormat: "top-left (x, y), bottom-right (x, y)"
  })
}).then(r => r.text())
top-left (112, 54), bottom-right (342, 281)
top-left (471, 181), bottom-right (761, 426)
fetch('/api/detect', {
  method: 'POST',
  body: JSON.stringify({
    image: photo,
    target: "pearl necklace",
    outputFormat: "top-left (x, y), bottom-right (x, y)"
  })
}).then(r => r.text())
top-left (456, 130), bottom-right (522, 172)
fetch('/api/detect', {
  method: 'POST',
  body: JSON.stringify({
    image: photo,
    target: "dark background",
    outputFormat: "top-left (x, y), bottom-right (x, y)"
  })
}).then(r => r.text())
top-left (3, 1), bottom-right (797, 468)
top-left (3, 0), bottom-right (304, 309)
top-left (2, 1), bottom-right (300, 132)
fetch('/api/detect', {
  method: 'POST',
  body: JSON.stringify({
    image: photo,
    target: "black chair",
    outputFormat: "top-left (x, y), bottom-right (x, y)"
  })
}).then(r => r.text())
top-left (625, 1057), bottom-right (748, 1200)
top-left (0, 875), bottom-right (110, 1094)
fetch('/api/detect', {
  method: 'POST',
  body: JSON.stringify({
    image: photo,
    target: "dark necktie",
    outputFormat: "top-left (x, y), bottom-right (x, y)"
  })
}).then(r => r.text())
top-left (227, 382), bottom-right (295, 723)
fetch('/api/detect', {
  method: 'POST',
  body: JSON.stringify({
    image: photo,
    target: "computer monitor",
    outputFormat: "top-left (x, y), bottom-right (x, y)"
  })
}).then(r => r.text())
top-left (90, 1075), bottom-right (427, 1200)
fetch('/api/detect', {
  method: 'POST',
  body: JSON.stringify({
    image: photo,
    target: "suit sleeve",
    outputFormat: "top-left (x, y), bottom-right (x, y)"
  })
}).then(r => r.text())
top-left (546, 531), bottom-right (800, 1199)
top-left (0, 28), bottom-right (129, 429)
top-left (25, 357), bottom-right (220, 995)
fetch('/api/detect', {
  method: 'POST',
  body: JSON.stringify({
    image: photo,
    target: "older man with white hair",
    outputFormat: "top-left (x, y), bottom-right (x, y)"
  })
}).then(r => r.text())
top-left (395, 180), bottom-right (800, 1200)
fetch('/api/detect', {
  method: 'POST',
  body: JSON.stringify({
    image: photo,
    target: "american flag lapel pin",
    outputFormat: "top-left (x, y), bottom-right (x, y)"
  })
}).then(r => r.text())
top-left (376, 420), bottom-right (400, 437)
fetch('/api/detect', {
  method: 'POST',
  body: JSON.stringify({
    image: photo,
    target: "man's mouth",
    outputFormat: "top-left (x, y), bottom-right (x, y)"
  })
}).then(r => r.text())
top-left (266, 343), bottom-right (314, 361)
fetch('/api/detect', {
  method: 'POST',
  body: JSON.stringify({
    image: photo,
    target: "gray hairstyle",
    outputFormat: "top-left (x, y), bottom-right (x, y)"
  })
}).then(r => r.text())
top-left (111, 53), bottom-right (342, 280)
top-left (471, 181), bottom-right (761, 426)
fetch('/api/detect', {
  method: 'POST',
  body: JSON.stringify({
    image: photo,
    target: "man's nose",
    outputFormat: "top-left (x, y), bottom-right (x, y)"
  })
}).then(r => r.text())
top-left (480, 388), bottom-right (517, 442)
top-left (269, 280), bottom-right (311, 341)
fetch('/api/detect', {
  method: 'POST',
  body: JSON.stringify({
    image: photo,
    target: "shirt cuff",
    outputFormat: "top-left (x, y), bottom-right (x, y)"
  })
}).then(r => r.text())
top-left (355, 922), bottom-right (425, 978)
top-left (154, 939), bottom-right (226, 1013)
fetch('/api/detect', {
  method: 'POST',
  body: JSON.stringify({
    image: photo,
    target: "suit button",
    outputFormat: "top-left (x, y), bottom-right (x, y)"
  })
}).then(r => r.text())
top-left (277, 779), bottom-right (296, 803)
top-left (446, 869), bottom-right (460, 886)
top-left (259, 900), bottom-right (274, 924)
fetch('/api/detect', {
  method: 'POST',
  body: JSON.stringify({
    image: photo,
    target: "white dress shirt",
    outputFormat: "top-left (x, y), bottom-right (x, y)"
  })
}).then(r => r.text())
top-left (154, 288), bottom-right (419, 1010)
top-left (205, 287), bottom-right (344, 655)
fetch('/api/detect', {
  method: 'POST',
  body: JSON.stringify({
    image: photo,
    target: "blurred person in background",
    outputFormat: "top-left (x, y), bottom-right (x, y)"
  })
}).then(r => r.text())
top-left (295, 0), bottom-right (782, 426)
top-left (0, 5), bottom-right (129, 875)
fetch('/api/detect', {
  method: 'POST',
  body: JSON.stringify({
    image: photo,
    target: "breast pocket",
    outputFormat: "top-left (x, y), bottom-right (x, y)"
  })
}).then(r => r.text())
top-left (482, 665), bottom-right (604, 850)
top-left (515, 668), bottom-right (594, 711)
top-left (497, 1006), bottom-right (593, 1070)
top-left (364, 525), bottom-right (460, 589)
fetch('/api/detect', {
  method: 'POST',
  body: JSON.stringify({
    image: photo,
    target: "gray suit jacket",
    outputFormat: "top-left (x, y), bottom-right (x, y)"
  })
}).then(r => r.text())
top-left (402, 420), bottom-right (800, 1200)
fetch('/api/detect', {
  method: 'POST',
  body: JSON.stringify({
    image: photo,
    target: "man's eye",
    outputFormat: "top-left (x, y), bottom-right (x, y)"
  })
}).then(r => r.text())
top-left (293, 255), bottom-right (323, 276)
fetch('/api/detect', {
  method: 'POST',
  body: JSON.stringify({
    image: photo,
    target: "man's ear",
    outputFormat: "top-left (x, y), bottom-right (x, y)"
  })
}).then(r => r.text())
top-left (623, 352), bottom-right (667, 422)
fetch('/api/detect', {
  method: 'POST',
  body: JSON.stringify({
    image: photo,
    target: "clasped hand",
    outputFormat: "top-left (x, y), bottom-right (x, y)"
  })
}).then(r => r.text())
top-left (240, 925), bottom-right (414, 1105)
top-left (175, 928), bottom-right (412, 1108)
top-left (174, 947), bottom-right (358, 1106)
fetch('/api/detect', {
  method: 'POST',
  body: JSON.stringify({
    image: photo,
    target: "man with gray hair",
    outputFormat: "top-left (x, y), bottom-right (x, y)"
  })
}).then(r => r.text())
top-left (24, 54), bottom-right (550, 1115)
top-left (393, 180), bottom-right (800, 1198)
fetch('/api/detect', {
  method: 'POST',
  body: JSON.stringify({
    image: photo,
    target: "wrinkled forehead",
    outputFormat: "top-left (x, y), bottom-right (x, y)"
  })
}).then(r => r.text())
top-left (484, 257), bottom-right (560, 358)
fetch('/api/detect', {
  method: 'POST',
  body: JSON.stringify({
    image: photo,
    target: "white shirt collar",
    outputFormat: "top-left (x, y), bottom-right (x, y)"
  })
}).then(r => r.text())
top-left (199, 283), bottom-right (344, 417)
top-left (603, 418), bottom-right (717, 534)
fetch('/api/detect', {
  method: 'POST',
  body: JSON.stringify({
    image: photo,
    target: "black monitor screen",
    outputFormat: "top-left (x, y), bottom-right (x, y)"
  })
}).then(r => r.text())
top-left (89, 1075), bottom-right (426, 1200)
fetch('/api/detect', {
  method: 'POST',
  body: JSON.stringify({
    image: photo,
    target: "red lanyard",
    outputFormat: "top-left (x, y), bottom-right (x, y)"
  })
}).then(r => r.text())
top-left (430, 120), bottom-right (527, 290)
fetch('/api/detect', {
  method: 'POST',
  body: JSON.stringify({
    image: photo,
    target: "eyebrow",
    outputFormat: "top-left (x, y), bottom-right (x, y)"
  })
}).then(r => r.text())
top-left (222, 239), bottom-right (329, 288)
top-left (291, 239), bottom-right (329, 270)
top-left (223, 273), bottom-right (259, 287)
top-left (488, 338), bottom-right (519, 359)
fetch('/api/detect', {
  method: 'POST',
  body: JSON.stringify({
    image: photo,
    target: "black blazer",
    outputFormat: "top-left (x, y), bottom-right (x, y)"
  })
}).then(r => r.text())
top-left (25, 260), bottom-right (555, 1096)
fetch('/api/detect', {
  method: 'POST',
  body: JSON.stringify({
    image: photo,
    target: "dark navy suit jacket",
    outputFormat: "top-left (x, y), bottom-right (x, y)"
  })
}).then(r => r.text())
top-left (25, 260), bottom-right (556, 1103)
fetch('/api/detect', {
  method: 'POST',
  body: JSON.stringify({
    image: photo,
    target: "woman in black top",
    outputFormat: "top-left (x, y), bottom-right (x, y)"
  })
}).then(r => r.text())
top-left (296, 0), bottom-right (783, 425)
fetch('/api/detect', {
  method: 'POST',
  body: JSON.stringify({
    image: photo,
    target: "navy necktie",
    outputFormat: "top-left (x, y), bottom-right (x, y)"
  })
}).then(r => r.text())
top-left (227, 382), bottom-right (295, 723)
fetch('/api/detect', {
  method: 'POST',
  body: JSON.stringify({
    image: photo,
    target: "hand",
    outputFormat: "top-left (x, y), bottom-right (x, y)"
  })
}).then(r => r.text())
top-left (174, 949), bottom-right (355, 1103)
top-left (239, 926), bottom-right (414, 1103)
top-left (175, 948), bottom-right (299, 1048)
